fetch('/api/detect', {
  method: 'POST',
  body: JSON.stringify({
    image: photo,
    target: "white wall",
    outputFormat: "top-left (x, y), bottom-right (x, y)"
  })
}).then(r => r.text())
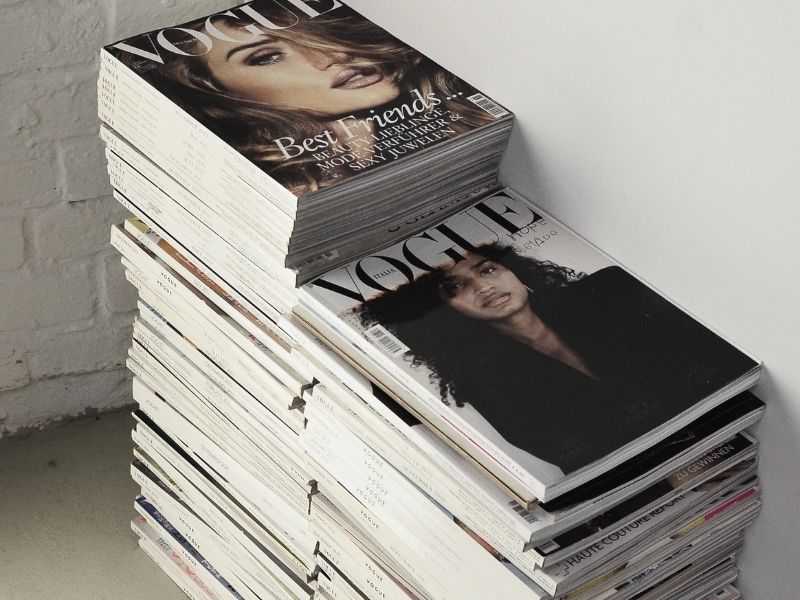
top-left (346, 0), bottom-right (800, 596)
top-left (0, 0), bottom-right (230, 436)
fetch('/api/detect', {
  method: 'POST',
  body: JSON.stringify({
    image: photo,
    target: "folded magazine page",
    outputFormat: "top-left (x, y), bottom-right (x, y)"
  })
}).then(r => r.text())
top-left (104, 0), bottom-right (510, 197)
top-left (302, 188), bottom-right (760, 498)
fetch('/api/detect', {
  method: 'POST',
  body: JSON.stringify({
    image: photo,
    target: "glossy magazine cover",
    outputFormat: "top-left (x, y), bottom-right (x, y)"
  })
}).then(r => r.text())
top-left (303, 188), bottom-right (759, 487)
top-left (105, 0), bottom-right (510, 196)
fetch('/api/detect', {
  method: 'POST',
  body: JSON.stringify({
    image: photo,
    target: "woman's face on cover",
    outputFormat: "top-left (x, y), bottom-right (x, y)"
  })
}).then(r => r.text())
top-left (203, 27), bottom-right (401, 115)
top-left (438, 253), bottom-right (530, 321)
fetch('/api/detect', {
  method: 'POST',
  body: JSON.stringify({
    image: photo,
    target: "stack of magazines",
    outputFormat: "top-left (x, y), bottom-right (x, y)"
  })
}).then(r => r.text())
top-left (97, 0), bottom-right (512, 287)
top-left (100, 3), bottom-right (765, 600)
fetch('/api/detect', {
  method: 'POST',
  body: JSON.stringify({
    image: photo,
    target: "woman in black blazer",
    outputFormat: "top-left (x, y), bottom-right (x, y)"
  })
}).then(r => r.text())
top-left (356, 243), bottom-right (755, 474)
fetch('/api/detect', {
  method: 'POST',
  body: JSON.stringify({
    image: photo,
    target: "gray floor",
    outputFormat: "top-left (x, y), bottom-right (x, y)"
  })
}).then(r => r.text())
top-left (0, 410), bottom-right (185, 599)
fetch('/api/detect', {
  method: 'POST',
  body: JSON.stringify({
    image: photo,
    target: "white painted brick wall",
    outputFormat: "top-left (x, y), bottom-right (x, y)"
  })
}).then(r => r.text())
top-left (0, 0), bottom-right (229, 437)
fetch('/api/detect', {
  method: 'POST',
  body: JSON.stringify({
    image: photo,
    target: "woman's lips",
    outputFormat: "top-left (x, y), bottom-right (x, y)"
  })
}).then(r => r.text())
top-left (483, 293), bottom-right (510, 308)
top-left (332, 67), bottom-right (384, 90)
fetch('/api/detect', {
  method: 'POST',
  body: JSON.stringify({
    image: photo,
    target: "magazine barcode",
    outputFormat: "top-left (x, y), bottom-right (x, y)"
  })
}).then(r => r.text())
top-left (365, 325), bottom-right (410, 358)
top-left (507, 499), bottom-right (538, 524)
top-left (467, 93), bottom-right (509, 118)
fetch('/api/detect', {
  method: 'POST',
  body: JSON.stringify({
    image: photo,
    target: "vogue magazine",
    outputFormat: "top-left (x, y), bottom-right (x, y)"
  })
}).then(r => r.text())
top-left (104, 0), bottom-right (510, 197)
top-left (301, 188), bottom-right (760, 500)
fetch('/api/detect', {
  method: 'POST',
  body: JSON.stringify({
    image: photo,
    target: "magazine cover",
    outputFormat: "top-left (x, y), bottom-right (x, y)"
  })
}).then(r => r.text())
top-left (105, 0), bottom-right (510, 196)
top-left (303, 188), bottom-right (759, 491)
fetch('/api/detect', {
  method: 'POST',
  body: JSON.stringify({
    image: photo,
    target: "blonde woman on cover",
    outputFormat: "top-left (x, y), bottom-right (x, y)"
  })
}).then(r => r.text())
top-left (117, 2), bottom-right (494, 194)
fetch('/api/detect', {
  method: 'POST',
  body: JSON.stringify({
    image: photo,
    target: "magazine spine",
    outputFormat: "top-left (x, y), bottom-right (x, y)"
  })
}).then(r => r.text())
top-left (315, 557), bottom-right (364, 600)
top-left (310, 510), bottom-right (419, 600)
top-left (131, 517), bottom-right (212, 600)
top-left (131, 374), bottom-right (312, 552)
top-left (111, 183), bottom-right (296, 311)
top-left (129, 326), bottom-right (309, 504)
top-left (122, 264), bottom-right (304, 435)
top-left (540, 481), bottom-right (759, 595)
top-left (106, 147), bottom-right (291, 264)
top-left (122, 266), bottom-right (305, 436)
top-left (562, 500), bottom-right (759, 600)
top-left (295, 301), bottom-right (542, 505)
top-left (308, 453), bottom-right (546, 600)
top-left (100, 125), bottom-right (293, 241)
top-left (98, 50), bottom-right (294, 208)
top-left (106, 148), bottom-right (292, 282)
top-left (308, 383), bottom-right (540, 553)
top-left (533, 434), bottom-right (757, 567)
top-left (134, 304), bottom-right (306, 478)
top-left (111, 224), bottom-right (306, 393)
top-left (307, 457), bottom-right (461, 600)
top-left (303, 410), bottom-right (547, 599)
top-left (119, 202), bottom-right (289, 325)
top-left (111, 186), bottom-right (296, 317)
top-left (122, 218), bottom-right (294, 348)
top-left (131, 428), bottom-right (309, 590)
top-left (131, 428), bottom-right (311, 597)
top-left (134, 498), bottom-right (245, 600)
top-left (132, 462), bottom-right (302, 600)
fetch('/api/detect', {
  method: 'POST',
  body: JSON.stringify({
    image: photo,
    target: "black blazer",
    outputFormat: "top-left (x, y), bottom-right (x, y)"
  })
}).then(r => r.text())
top-left (456, 266), bottom-right (756, 473)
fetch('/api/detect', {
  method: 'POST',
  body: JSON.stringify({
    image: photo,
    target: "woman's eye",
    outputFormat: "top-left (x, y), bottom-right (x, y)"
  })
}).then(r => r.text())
top-left (480, 265), bottom-right (496, 276)
top-left (247, 51), bottom-right (285, 67)
top-left (441, 281), bottom-right (463, 298)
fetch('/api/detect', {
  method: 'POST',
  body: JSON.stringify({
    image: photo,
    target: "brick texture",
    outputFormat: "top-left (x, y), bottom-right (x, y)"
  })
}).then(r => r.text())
top-left (0, 0), bottom-right (230, 438)
top-left (0, 155), bottom-right (60, 208)
top-left (31, 196), bottom-right (128, 260)
top-left (0, 344), bottom-right (30, 393)
top-left (0, 369), bottom-right (132, 436)
top-left (0, 210), bottom-right (26, 271)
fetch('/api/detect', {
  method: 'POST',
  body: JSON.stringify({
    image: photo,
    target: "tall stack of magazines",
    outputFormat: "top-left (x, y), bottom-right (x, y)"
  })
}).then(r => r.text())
top-left (98, 3), bottom-right (764, 600)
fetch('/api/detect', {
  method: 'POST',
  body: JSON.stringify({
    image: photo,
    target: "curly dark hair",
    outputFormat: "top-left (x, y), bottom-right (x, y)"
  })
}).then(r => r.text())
top-left (356, 243), bottom-right (583, 406)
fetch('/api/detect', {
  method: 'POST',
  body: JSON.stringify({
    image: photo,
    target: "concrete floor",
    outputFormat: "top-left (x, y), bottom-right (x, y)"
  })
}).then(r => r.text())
top-left (0, 409), bottom-right (185, 600)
